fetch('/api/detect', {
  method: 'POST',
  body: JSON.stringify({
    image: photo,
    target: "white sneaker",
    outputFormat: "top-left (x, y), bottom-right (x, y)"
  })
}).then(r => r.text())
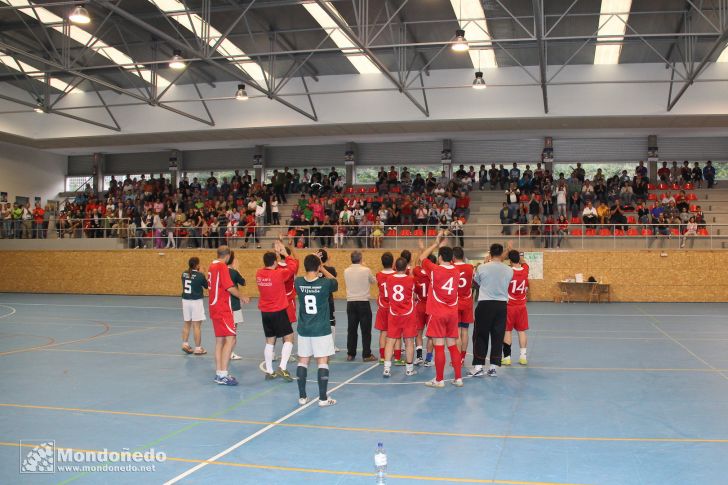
top-left (424, 379), bottom-right (445, 388)
top-left (451, 378), bottom-right (464, 387)
top-left (423, 360), bottom-right (433, 367)
top-left (230, 352), bottom-right (242, 360)
top-left (382, 367), bottom-right (391, 378)
top-left (405, 368), bottom-right (418, 377)
top-left (502, 356), bottom-right (511, 366)
top-left (486, 368), bottom-right (498, 377)
top-left (468, 367), bottom-right (485, 377)
top-left (318, 398), bottom-right (337, 407)
top-left (334, 346), bottom-right (341, 353)
top-left (298, 397), bottom-right (308, 406)
top-left (414, 357), bottom-right (424, 366)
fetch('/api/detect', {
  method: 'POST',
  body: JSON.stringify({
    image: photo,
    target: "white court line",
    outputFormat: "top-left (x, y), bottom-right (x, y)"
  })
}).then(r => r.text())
top-left (0, 305), bottom-right (16, 320)
top-left (529, 313), bottom-right (728, 317)
top-left (163, 362), bottom-right (380, 485)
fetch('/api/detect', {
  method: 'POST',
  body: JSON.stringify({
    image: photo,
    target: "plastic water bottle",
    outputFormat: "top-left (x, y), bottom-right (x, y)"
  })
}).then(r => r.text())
top-left (374, 442), bottom-right (387, 484)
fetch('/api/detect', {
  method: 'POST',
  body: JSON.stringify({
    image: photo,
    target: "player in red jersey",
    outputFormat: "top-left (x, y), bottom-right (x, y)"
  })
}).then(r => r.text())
top-left (208, 245), bottom-right (247, 386)
top-left (504, 248), bottom-right (530, 366)
top-left (374, 252), bottom-right (396, 363)
top-left (417, 231), bottom-right (464, 388)
top-left (276, 244), bottom-right (300, 325)
top-left (453, 247), bottom-right (474, 366)
top-left (256, 240), bottom-right (298, 382)
top-left (382, 257), bottom-right (418, 378)
top-left (412, 254), bottom-right (436, 366)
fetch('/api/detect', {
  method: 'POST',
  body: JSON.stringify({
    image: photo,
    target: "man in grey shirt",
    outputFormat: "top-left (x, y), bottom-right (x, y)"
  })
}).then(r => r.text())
top-left (469, 243), bottom-right (513, 377)
top-left (344, 250), bottom-right (378, 362)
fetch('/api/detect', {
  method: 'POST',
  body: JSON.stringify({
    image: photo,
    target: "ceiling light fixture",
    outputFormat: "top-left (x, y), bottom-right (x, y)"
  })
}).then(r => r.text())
top-left (68, 5), bottom-right (90, 24)
top-left (452, 29), bottom-right (469, 52)
top-left (33, 102), bottom-right (44, 113)
top-left (235, 84), bottom-right (248, 101)
top-left (168, 49), bottom-right (186, 70)
top-left (472, 71), bottom-right (486, 89)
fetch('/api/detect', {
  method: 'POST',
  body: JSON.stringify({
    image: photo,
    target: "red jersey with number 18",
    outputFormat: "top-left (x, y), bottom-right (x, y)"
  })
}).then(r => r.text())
top-left (508, 262), bottom-right (530, 306)
top-left (422, 258), bottom-right (459, 316)
top-left (208, 259), bottom-right (234, 317)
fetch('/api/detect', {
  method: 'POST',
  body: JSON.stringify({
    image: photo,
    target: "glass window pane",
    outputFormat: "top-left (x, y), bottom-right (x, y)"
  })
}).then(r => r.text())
top-left (65, 176), bottom-right (93, 192)
top-left (553, 162), bottom-right (639, 180)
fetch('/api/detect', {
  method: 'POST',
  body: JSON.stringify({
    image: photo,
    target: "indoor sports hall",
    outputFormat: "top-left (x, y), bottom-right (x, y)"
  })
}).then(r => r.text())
top-left (1, 1), bottom-right (728, 484)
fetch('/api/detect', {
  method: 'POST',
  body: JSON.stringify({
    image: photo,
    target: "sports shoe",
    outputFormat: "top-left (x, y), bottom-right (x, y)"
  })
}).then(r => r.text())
top-left (502, 356), bottom-right (511, 366)
top-left (394, 359), bottom-right (406, 366)
top-left (519, 356), bottom-right (528, 366)
top-left (423, 360), bottom-right (433, 367)
top-left (424, 379), bottom-right (445, 388)
top-left (298, 397), bottom-right (308, 406)
top-left (264, 372), bottom-right (277, 380)
top-left (414, 357), bottom-right (424, 366)
top-left (363, 355), bottom-right (377, 362)
top-left (275, 368), bottom-right (293, 382)
top-left (216, 375), bottom-right (238, 386)
top-left (486, 368), bottom-right (498, 377)
top-left (213, 375), bottom-right (222, 384)
top-left (405, 368), bottom-right (418, 377)
top-left (378, 358), bottom-right (385, 364)
top-left (318, 398), bottom-right (337, 407)
top-left (451, 378), bottom-right (464, 387)
top-left (382, 367), bottom-right (391, 378)
top-left (230, 352), bottom-right (242, 360)
top-left (468, 367), bottom-right (485, 377)
top-left (334, 346), bottom-right (341, 353)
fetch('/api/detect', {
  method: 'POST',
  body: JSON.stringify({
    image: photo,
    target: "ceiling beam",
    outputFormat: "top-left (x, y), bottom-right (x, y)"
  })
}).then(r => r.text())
top-left (532, 0), bottom-right (548, 114)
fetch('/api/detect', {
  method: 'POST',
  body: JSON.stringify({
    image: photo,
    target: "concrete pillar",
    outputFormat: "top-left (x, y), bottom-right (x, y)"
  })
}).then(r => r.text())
top-left (169, 149), bottom-right (182, 187)
top-left (92, 152), bottom-right (104, 193)
top-left (254, 145), bottom-right (265, 183)
top-left (647, 135), bottom-right (658, 182)
top-left (345, 142), bottom-right (356, 186)
top-left (441, 139), bottom-right (452, 178)
top-left (542, 137), bottom-right (554, 174)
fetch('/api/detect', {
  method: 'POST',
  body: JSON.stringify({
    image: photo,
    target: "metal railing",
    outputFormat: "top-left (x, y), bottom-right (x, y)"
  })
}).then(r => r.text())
top-left (0, 217), bottom-right (130, 240)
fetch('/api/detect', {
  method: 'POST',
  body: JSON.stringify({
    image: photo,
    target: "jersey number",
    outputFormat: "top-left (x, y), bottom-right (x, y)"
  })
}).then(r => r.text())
top-left (441, 277), bottom-right (455, 295)
top-left (418, 283), bottom-right (427, 298)
top-left (183, 279), bottom-right (192, 294)
top-left (379, 282), bottom-right (388, 298)
top-left (304, 295), bottom-right (317, 315)
top-left (510, 280), bottom-right (527, 294)
top-left (391, 285), bottom-right (405, 302)
top-left (459, 274), bottom-right (468, 288)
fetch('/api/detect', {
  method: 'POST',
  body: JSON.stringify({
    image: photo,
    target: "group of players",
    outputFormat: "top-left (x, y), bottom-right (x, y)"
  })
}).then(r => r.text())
top-left (180, 230), bottom-right (530, 406)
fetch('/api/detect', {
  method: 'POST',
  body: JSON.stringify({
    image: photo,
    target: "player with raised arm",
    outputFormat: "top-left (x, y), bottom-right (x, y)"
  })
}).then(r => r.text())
top-left (374, 252), bottom-right (396, 363)
top-left (277, 242), bottom-right (300, 326)
top-left (417, 231), bottom-right (464, 388)
top-left (504, 248), bottom-right (530, 366)
top-left (294, 254), bottom-right (339, 407)
top-left (256, 240), bottom-right (298, 382)
top-left (413, 254), bottom-right (436, 366)
top-left (382, 257), bottom-right (418, 378)
top-left (181, 257), bottom-right (208, 356)
top-left (208, 246), bottom-right (248, 386)
top-left (453, 247), bottom-right (474, 366)
top-left (227, 251), bottom-right (246, 361)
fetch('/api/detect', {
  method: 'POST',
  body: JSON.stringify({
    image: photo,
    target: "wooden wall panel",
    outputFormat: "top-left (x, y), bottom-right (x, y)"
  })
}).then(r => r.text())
top-left (1, 250), bottom-right (727, 302)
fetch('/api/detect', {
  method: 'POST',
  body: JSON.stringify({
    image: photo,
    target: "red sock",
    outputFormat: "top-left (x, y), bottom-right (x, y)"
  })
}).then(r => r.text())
top-left (394, 349), bottom-right (402, 361)
top-left (448, 345), bottom-right (462, 379)
top-left (434, 345), bottom-right (446, 381)
top-left (379, 348), bottom-right (385, 359)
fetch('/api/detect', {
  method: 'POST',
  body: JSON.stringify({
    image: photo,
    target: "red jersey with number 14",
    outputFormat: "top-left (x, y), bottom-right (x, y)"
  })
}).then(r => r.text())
top-left (422, 258), bottom-right (459, 316)
top-left (508, 262), bottom-right (529, 306)
top-left (412, 266), bottom-right (430, 303)
top-left (386, 273), bottom-right (415, 316)
top-left (208, 259), bottom-right (234, 316)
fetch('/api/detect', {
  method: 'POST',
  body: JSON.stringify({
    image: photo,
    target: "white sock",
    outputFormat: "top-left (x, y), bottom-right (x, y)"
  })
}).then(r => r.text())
top-left (331, 326), bottom-right (336, 344)
top-left (280, 341), bottom-right (293, 371)
top-left (474, 365), bottom-right (483, 371)
top-left (195, 346), bottom-right (202, 351)
top-left (490, 364), bottom-right (497, 371)
top-left (384, 361), bottom-right (392, 369)
top-left (520, 348), bottom-right (527, 356)
top-left (264, 344), bottom-right (274, 374)
top-left (218, 370), bottom-right (228, 378)
top-left (406, 363), bottom-right (413, 372)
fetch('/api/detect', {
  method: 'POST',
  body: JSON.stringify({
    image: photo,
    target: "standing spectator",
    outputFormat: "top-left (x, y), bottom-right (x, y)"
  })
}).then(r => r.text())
top-left (555, 215), bottom-right (568, 248)
top-left (692, 162), bottom-right (703, 188)
top-left (478, 164), bottom-right (487, 190)
top-left (2, 203), bottom-right (12, 239)
top-left (657, 162), bottom-right (670, 182)
top-left (556, 183), bottom-right (568, 217)
top-left (509, 163), bottom-right (520, 184)
top-left (20, 203), bottom-right (32, 239)
top-left (489, 163), bottom-right (500, 190)
top-left (32, 202), bottom-right (45, 239)
top-left (499, 202), bottom-right (511, 235)
top-left (449, 217), bottom-right (464, 247)
top-left (344, 251), bottom-right (378, 362)
top-left (271, 196), bottom-right (280, 225)
top-left (703, 161), bottom-right (716, 188)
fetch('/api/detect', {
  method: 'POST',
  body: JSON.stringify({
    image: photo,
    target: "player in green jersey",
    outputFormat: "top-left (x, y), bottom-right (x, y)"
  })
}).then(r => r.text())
top-left (227, 251), bottom-right (248, 361)
top-left (181, 257), bottom-right (209, 355)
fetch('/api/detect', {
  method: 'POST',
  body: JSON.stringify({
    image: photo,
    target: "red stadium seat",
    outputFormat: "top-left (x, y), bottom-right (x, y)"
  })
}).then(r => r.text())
top-left (670, 228), bottom-right (680, 236)
top-left (658, 183), bottom-right (668, 190)
top-left (369, 187), bottom-right (377, 193)
top-left (614, 228), bottom-right (625, 236)
top-left (358, 187), bottom-right (366, 193)
top-left (346, 187), bottom-right (354, 194)
top-left (386, 229), bottom-right (397, 236)
top-left (570, 217), bottom-right (581, 224)
top-left (400, 229), bottom-right (412, 236)
top-left (648, 193), bottom-right (657, 201)
top-left (690, 205), bottom-right (699, 212)
top-left (390, 186), bottom-right (401, 193)
top-left (519, 194), bottom-right (529, 202)
top-left (683, 183), bottom-right (694, 190)
top-left (671, 183), bottom-right (681, 190)
top-left (687, 193), bottom-right (698, 201)
top-left (570, 229), bottom-right (582, 236)
top-left (426, 229), bottom-right (438, 237)
top-left (641, 228), bottom-right (653, 236)
top-left (697, 228), bottom-right (709, 236)
top-left (647, 183), bottom-right (656, 190)
top-left (627, 216), bottom-right (637, 224)
top-left (627, 228), bottom-right (639, 236)
top-left (534, 194), bottom-right (542, 202)
top-left (598, 228), bottom-right (611, 236)
top-left (585, 228), bottom-right (597, 236)
top-left (413, 229), bottom-right (424, 236)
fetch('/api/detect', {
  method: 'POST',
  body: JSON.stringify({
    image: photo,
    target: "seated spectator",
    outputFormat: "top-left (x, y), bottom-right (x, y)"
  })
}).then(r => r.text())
top-left (569, 192), bottom-right (582, 219)
top-left (582, 201), bottom-right (598, 229)
top-left (610, 203), bottom-right (627, 231)
top-left (655, 214), bottom-right (670, 237)
top-left (657, 162), bottom-right (670, 182)
top-left (619, 182), bottom-right (634, 208)
top-left (681, 216), bottom-right (698, 248)
top-left (488, 163), bottom-right (500, 190)
top-left (596, 201), bottom-right (610, 226)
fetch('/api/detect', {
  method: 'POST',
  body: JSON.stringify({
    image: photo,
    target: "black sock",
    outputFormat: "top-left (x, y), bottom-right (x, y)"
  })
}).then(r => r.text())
top-left (296, 366), bottom-right (307, 399)
top-left (503, 343), bottom-right (512, 358)
top-left (416, 348), bottom-right (423, 359)
top-left (317, 368), bottom-right (329, 401)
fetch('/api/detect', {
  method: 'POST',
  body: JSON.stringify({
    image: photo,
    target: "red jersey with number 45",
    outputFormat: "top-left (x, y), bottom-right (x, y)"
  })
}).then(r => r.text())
top-left (508, 262), bottom-right (530, 306)
top-left (208, 259), bottom-right (234, 316)
top-left (412, 266), bottom-right (430, 303)
top-left (386, 274), bottom-right (415, 316)
top-left (422, 258), bottom-right (459, 316)
top-left (376, 270), bottom-right (395, 309)
top-left (454, 262), bottom-right (474, 306)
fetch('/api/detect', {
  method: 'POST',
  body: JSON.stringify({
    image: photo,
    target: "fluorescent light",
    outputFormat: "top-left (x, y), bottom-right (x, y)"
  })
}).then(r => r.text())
top-left (449, 0), bottom-right (498, 68)
top-left (472, 71), bottom-right (486, 89)
top-left (2, 0), bottom-right (170, 88)
top-left (235, 84), bottom-right (248, 100)
top-left (33, 102), bottom-right (44, 113)
top-left (147, 0), bottom-right (266, 82)
top-left (718, 46), bottom-right (728, 62)
top-left (168, 49), bottom-right (186, 70)
top-left (68, 5), bottom-right (90, 24)
top-left (303, 2), bottom-right (380, 74)
top-left (0, 53), bottom-right (79, 93)
top-left (452, 29), bottom-right (468, 52)
top-left (594, 0), bottom-right (632, 65)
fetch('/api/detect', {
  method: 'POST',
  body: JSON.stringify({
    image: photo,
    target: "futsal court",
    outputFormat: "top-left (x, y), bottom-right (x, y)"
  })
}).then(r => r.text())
top-left (1, 293), bottom-right (727, 484)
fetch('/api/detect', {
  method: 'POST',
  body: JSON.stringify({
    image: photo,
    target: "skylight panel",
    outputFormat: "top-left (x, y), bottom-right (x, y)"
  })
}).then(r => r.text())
top-left (450, 0), bottom-right (498, 69)
top-left (594, 0), bottom-right (632, 65)
top-left (0, 53), bottom-right (77, 93)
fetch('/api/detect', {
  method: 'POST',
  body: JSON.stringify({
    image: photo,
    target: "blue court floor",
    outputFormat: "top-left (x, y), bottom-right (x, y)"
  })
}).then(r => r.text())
top-left (1, 294), bottom-right (727, 485)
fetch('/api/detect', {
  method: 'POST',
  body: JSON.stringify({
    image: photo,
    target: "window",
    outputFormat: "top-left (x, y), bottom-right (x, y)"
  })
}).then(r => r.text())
top-left (102, 174), bottom-right (152, 190)
top-left (65, 176), bottom-right (93, 192)
top-left (183, 170), bottom-right (239, 185)
top-left (553, 162), bottom-right (640, 180)
top-left (711, 162), bottom-right (728, 180)
top-left (268, 167), bottom-right (345, 184)
top-left (355, 164), bottom-right (443, 184)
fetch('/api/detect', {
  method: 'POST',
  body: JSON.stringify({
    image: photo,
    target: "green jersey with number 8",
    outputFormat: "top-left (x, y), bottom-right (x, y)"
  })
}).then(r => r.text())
top-left (181, 270), bottom-right (208, 300)
top-left (294, 276), bottom-right (338, 337)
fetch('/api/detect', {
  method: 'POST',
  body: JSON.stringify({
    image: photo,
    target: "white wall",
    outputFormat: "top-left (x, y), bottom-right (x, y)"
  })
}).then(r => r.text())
top-left (0, 142), bottom-right (67, 204)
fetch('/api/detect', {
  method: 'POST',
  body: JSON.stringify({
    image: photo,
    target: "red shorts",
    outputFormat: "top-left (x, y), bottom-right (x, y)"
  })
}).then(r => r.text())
top-left (458, 298), bottom-right (474, 324)
top-left (286, 298), bottom-right (296, 324)
top-left (506, 305), bottom-right (529, 332)
top-left (375, 307), bottom-right (389, 331)
top-left (387, 313), bottom-right (417, 339)
top-left (211, 312), bottom-right (236, 337)
top-left (414, 301), bottom-right (427, 330)
top-left (425, 311), bottom-right (458, 339)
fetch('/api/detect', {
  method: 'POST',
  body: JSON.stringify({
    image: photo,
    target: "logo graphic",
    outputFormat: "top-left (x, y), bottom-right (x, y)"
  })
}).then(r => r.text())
top-left (20, 440), bottom-right (55, 474)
